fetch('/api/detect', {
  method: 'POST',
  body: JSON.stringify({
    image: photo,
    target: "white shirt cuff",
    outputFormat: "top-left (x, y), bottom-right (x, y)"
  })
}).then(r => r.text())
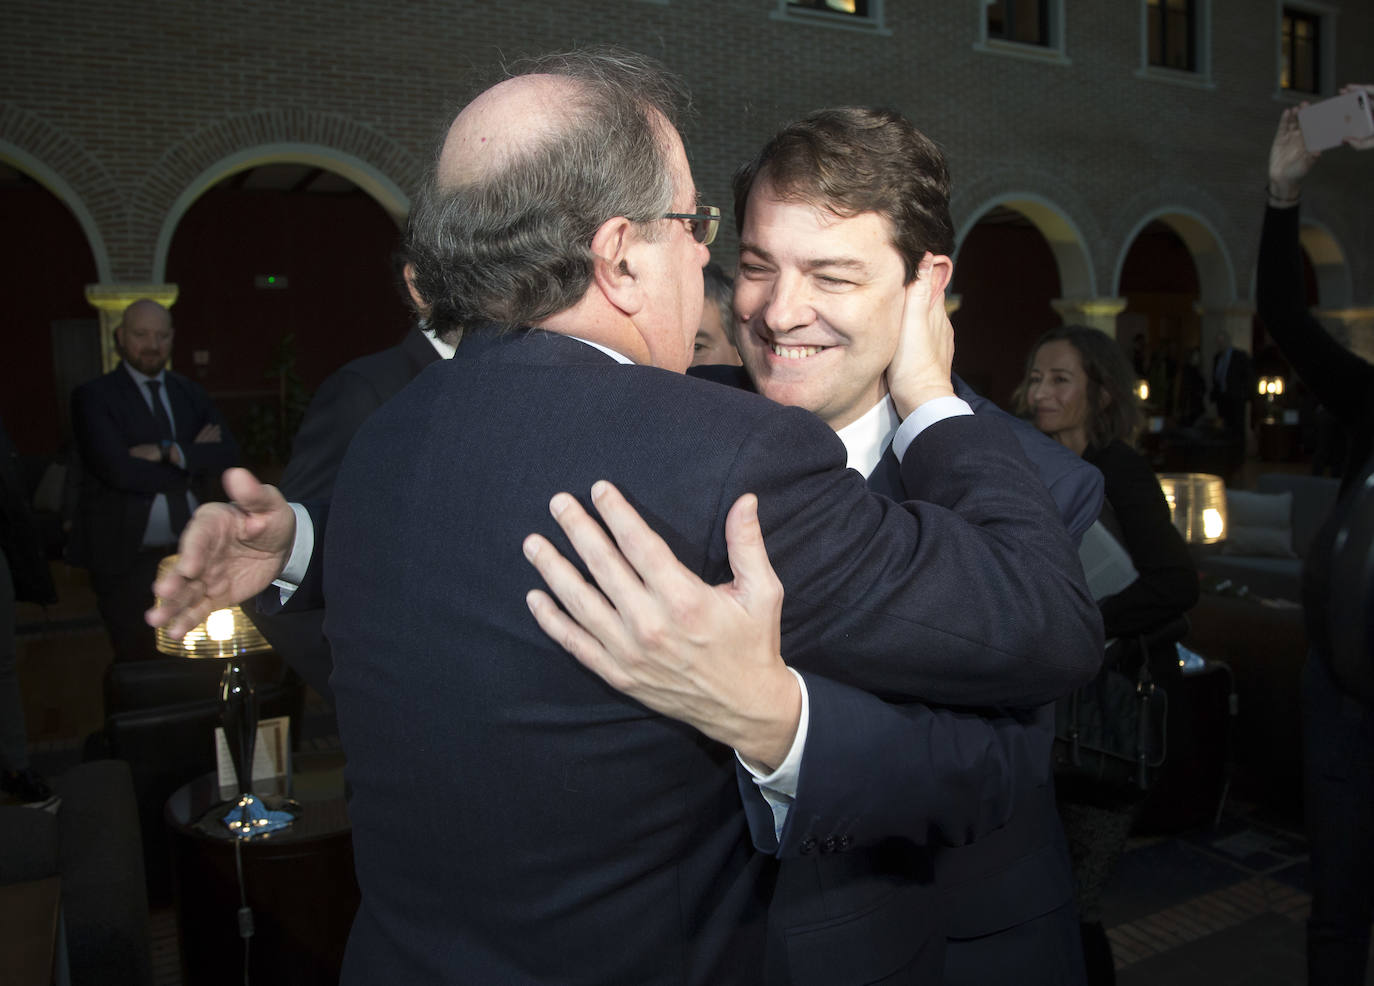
top-left (271, 502), bottom-right (314, 602)
top-left (889, 395), bottom-right (973, 462)
top-left (737, 667), bottom-right (809, 840)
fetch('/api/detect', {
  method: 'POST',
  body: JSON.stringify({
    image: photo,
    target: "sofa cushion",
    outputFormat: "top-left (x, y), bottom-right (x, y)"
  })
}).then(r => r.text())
top-left (1257, 473), bottom-right (1341, 558)
top-left (1223, 489), bottom-right (1297, 558)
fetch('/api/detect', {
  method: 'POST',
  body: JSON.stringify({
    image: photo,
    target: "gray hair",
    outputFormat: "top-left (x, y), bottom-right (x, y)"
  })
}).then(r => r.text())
top-left (405, 48), bottom-right (690, 338)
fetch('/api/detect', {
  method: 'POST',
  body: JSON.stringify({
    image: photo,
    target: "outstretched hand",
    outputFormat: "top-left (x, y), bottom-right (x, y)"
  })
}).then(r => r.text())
top-left (146, 467), bottom-right (298, 639)
top-left (884, 253), bottom-right (955, 419)
top-left (522, 481), bottom-right (801, 769)
top-left (1268, 105), bottom-right (1319, 202)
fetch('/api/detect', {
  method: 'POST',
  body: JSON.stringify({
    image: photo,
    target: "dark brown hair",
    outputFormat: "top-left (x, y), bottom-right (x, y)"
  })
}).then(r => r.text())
top-left (1012, 325), bottom-right (1144, 448)
top-left (732, 107), bottom-right (954, 283)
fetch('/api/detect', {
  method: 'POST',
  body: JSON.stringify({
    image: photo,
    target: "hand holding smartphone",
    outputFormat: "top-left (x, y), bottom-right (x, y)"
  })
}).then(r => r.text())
top-left (1298, 90), bottom-right (1374, 152)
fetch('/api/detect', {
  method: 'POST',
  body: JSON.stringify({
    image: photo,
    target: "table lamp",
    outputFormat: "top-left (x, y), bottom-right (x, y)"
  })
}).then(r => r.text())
top-left (1156, 472), bottom-right (1227, 546)
top-left (155, 555), bottom-right (296, 838)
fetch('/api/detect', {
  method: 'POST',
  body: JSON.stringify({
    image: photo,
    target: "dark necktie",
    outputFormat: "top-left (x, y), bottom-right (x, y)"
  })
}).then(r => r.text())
top-left (146, 380), bottom-right (190, 533)
top-left (146, 380), bottom-right (174, 442)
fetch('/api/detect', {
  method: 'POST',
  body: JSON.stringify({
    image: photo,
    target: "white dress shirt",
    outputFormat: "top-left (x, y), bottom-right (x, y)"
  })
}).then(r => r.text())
top-left (123, 362), bottom-right (196, 546)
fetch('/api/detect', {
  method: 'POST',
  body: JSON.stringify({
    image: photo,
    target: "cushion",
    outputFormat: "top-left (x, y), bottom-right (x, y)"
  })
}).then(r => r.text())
top-left (1222, 489), bottom-right (1297, 558)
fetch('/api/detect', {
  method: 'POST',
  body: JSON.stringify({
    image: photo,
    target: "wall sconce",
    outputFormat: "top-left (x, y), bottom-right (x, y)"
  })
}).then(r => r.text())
top-left (1135, 378), bottom-right (1150, 403)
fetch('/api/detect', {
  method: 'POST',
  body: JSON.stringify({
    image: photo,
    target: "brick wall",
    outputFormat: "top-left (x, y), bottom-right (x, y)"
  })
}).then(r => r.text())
top-left (2, 0), bottom-right (1370, 453)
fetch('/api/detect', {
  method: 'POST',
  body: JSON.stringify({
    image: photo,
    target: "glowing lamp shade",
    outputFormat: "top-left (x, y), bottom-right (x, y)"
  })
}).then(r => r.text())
top-left (154, 556), bottom-right (270, 658)
top-left (1156, 473), bottom-right (1228, 545)
top-left (1257, 376), bottom-right (1286, 397)
top-left (1135, 379), bottom-right (1150, 402)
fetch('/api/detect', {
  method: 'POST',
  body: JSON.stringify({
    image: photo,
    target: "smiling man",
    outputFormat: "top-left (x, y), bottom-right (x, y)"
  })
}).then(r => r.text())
top-left (726, 107), bottom-right (1093, 986)
top-left (538, 107), bottom-right (1102, 986)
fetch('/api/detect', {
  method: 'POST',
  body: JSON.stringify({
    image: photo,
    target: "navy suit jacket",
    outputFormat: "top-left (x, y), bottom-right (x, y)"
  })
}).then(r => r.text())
top-left (248, 326), bottom-right (439, 699)
top-left (70, 363), bottom-right (237, 574)
top-left (313, 328), bottom-right (1099, 985)
top-left (695, 367), bottom-right (1100, 983)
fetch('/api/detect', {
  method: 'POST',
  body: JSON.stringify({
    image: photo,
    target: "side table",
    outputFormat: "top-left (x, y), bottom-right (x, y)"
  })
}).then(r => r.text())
top-left (164, 751), bottom-right (359, 986)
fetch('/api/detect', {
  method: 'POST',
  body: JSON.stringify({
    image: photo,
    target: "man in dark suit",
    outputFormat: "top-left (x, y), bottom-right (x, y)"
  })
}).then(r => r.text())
top-left (72, 299), bottom-right (236, 661)
top-left (247, 318), bottom-right (449, 699)
top-left (150, 50), bottom-right (1100, 984)
top-left (1210, 330), bottom-right (1253, 439)
top-left (528, 108), bottom-right (1097, 985)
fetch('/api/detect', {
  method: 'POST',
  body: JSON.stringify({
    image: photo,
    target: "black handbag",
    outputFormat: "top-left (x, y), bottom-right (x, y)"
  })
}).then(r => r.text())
top-left (1053, 633), bottom-right (1169, 793)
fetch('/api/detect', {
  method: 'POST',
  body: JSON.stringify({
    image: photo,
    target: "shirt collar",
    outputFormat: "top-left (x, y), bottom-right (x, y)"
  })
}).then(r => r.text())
top-left (123, 362), bottom-right (165, 387)
top-left (568, 335), bottom-right (634, 365)
top-left (835, 395), bottom-right (900, 477)
top-left (421, 327), bottom-right (457, 360)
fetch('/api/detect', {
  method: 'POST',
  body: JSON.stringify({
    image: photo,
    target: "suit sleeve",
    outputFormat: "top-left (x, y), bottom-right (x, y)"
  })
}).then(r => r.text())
top-left (279, 368), bottom-right (385, 501)
top-left (72, 382), bottom-right (186, 494)
top-left (731, 408), bottom-right (1102, 708)
top-left (738, 673), bottom-right (1050, 856)
top-left (737, 397), bottom-right (1094, 855)
top-left (1256, 204), bottom-right (1374, 425)
top-left (175, 381), bottom-right (238, 478)
top-left (954, 378), bottom-right (1104, 544)
top-left (254, 500), bottom-right (329, 616)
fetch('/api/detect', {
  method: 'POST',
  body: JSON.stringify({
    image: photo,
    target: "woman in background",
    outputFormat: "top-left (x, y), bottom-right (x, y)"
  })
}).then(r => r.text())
top-left (1015, 325), bottom-right (1199, 984)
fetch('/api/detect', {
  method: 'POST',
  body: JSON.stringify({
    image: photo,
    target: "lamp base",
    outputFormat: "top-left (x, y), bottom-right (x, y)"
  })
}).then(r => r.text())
top-left (192, 792), bottom-right (301, 841)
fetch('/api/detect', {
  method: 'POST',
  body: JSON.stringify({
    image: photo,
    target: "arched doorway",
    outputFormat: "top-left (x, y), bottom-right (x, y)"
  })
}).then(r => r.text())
top-left (0, 161), bottom-right (101, 457)
top-left (164, 162), bottom-right (412, 471)
top-left (1117, 219), bottom-right (1203, 423)
top-left (952, 204), bottom-right (1069, 407)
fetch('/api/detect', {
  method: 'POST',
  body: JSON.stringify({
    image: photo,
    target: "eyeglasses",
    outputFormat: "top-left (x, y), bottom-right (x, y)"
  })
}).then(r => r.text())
top-left (662, 206), bottom-right (722, 246)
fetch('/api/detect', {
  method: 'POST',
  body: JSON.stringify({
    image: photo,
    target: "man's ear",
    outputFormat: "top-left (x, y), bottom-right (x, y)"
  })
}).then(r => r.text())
top-left (402, 263), bottom-right (429, 315)
top-left (926, 254), bottom-right (954, 296)
top-left (589, 217), bottom-right (644, 316)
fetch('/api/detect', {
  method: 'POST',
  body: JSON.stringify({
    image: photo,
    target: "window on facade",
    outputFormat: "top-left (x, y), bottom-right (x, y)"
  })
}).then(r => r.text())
top-left (788, 0), bottom-right (869, 15)
top-left (1147, 0), bottom-right (1196, 71)
top-left (1281, 8), bottom-right (1320, 93)
top-left (987, 0), bottom-right (1049, 47)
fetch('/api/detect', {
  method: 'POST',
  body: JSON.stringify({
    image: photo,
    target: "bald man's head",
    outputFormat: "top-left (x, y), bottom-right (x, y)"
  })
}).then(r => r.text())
top-left (403, 48), bottom-right (689, 339)
top-left (116, 299), bottom-right (174, 376)
top-left (437, 74), bottom-right (568, 190)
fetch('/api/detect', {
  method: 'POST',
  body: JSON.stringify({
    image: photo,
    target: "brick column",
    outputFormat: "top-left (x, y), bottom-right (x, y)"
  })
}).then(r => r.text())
top-left (1050, 297), bottom-right (1128, 336)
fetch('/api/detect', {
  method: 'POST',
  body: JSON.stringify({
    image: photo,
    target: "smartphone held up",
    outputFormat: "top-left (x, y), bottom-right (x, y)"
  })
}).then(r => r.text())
top-left (1298, 90), bottom-right (1374, 152)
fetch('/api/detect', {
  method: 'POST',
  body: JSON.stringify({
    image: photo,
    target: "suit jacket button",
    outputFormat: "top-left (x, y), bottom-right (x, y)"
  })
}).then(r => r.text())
top-left (837, 835), bottom-right (852, 851)
top-left (799, 837), bottom-right (817, 855)
top-left (821, 837), bottom-right (837, 854)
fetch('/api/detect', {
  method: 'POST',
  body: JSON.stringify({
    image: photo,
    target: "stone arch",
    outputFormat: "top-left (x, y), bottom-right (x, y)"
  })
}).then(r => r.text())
top-left (131, 109), bottom-right (423, 282)
top-left (0, 105), bottom-right (119, 281)
top-left (1113, 207), bottom-right (1237, 310)
top-left (955, 192), bottom-right (1097, 300)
